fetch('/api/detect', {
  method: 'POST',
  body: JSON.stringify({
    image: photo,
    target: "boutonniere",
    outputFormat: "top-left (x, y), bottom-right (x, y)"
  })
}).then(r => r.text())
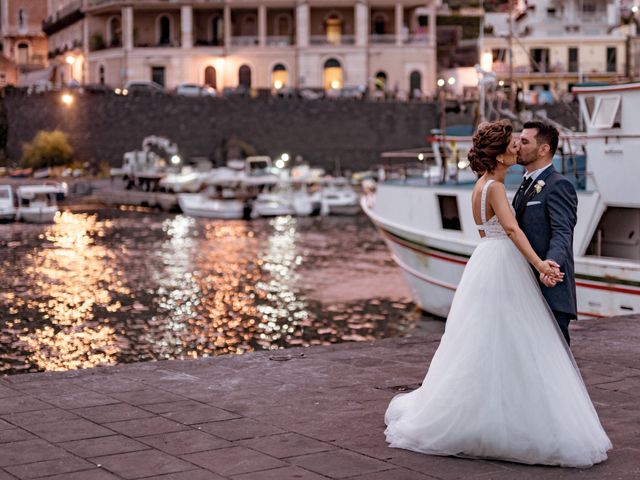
top-left (533, 180), bottom-right (545, 194)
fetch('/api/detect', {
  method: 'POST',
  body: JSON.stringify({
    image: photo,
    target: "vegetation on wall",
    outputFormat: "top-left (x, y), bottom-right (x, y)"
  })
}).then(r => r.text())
top-left (21, 130), bottom-right (74, 169)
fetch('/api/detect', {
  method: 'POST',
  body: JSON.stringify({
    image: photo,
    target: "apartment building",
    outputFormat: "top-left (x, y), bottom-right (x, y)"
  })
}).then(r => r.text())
top-left (44, 0), bottom-right (438, 96)
top-left (481, 0), bottom-right (628, 95)
top-left (0, 0), bottom-right (48, 86)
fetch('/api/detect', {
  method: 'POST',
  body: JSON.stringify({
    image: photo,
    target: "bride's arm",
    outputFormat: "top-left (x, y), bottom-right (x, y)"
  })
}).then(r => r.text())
top-left (488, 182), bottom-right (559, 278)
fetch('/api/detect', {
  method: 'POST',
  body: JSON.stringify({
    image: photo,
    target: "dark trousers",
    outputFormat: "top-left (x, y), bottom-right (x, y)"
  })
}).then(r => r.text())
top-left (553, 310), bottom-right (574, 346)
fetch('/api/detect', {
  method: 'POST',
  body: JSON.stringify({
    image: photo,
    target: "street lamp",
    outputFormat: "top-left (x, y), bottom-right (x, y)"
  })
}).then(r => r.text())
top-left (65, 55), bottom-right (76, 65)
top-left (447, 76), bottom-right (456, 86)
top-left (61, 93), bottom-right (74, 106)
top-left (437, 78), bottom-right (445, 87)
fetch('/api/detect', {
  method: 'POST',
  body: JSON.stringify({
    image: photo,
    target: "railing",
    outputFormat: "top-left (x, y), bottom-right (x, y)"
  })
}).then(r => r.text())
top-left (405, 34), bottom-right (429, 45)
top-left (369, 34), bottom-right (396, 44)
top-left (266, 36), bottom-right (293, 46)
top-left (230, 36), bottom-right (259, 47)
top-left (309, 35), bottom-right (355, 46)
top-left (87, 0), bottom-right (224, 7)
top-left (42, 0), bottom-right (84, 34)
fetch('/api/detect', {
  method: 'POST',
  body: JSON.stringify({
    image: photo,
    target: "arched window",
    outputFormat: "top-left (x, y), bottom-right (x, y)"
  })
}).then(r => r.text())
top-left (272, 63), bottom-right (288, 90)
top-left (211, 16), bottom-right (223, 45)
top-left (325, 13), bottom-right (343, 45)
top-left (16, 42), bottom-right (29, 64)
top-left (158, 15), bottom-right (171, 45)
top-left (239, 64), bottom-right (251, 88)
top-left (241, 14), bottom-right (257, 36)
top-left (375, 71), bottom-right (387, 91)
top-left (410, 70), bottom-right (422, 98)
top-left (323, 58), bottom-right (343, 90)
top-left (274, 14), bottom-right (292, 36)
top-left (108, 16), bottom-right (122, 47)
top-left (372, 13), bottom-right (387, 35)
top-left (99, 65), bottom-right (105, 85)
top-left (205, 66), bottom-right (217, 88)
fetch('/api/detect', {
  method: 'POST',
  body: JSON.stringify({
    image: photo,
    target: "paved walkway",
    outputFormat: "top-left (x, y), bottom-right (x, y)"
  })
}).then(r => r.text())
top-left (1, 315), bottom-right (639, 480)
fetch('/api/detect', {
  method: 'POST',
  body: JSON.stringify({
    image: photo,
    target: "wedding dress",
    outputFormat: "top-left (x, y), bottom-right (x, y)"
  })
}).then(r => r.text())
top-left (384, 179), bottom-right (612, 467)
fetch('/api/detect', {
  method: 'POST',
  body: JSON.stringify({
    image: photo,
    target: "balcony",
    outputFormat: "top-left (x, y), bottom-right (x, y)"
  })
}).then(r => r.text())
top-left (43, 0), bottom-right (84, 35)
top-left (230, 36), bottom-right (259, 47)
top-left (309, 35), bottom-right (355, 46)
top-left (266, 36), bottom-right (293, 47)
top-left (370, 34), bottom-right (395, 44)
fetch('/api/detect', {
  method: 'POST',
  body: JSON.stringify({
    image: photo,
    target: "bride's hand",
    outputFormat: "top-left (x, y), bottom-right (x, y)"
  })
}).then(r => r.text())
top-left (536, 259), bottom-right (563, 279)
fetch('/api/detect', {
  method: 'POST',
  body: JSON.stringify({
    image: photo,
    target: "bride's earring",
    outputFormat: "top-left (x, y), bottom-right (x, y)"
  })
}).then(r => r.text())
top-left (497, 156), bottom-right (504, 164)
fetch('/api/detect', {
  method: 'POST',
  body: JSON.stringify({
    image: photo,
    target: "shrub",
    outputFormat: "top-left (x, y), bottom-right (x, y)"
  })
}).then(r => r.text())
top-left (21, 130), bottom-right (74, 169)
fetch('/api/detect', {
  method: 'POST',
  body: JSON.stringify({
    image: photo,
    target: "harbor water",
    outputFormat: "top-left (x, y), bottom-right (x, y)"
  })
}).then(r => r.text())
top-left (0, 208), bottom-right (443, 375)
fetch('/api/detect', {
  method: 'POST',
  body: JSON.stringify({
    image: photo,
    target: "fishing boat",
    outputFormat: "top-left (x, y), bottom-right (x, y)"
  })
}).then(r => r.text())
top-left (15, 185), bottom-right (59, 223)
top-left (362, 82), bottom-right (640, 319)
top-left (0, 185), bottom-right (16, 221)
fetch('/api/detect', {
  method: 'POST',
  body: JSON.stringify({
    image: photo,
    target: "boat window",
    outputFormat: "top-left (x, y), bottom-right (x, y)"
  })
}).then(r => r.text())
top-left (437, 195), bottom-right (461, 231)
top-left (586, 207), bottom-right (640, 260)
top-left (590, 95), bottom-right (621, 129)
top-left (0, 189), bottom-right (9, 199)
top-left (583, 95), bottom-right (595, 123)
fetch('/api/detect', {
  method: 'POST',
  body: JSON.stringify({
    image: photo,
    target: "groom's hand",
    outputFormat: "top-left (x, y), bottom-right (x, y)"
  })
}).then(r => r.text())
top-left (540, 259), bottom-right (563, 287)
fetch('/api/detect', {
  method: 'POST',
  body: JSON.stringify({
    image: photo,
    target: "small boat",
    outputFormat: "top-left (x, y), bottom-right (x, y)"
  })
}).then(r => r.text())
top-left (16, 185), bottom-right (59, 223)
top-left (0, 185), bottom-right (16, 221)
top-left (320, 177), bottom-right (359, 215)
top-left (159, 168), bottom-right (203, 193)
top-left (252, 179), bottom-right (316, 217)
top-left (178, 168), bottom-right (250, 219)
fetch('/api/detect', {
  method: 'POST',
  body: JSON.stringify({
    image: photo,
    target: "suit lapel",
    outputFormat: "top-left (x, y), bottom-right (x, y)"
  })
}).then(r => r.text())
top-left (516, 165), bottom-right (555, 219)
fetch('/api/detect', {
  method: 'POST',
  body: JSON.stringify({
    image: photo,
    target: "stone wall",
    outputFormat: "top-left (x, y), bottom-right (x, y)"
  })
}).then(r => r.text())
top-left (4, 92), bottom-right (578, 171)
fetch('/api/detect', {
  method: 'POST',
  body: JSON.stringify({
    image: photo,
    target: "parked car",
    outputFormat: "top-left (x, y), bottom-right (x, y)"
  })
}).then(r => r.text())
top-left (222, 85), bottom-right (249, 97)
top-left (175, 83), bottom-right (217, 97)
top-left (116, 81), bottom-right (165, 96)
top-left (82, 83), bottom-right (113, 95)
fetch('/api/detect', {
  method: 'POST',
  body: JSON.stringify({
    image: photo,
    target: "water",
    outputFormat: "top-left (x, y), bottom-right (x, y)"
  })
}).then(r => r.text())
top-left (0, 208), bottom-right (443, 375)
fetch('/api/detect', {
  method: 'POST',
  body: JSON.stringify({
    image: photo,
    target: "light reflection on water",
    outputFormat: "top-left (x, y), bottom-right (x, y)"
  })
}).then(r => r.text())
top-left (0, 209), bottom-right (432, 374)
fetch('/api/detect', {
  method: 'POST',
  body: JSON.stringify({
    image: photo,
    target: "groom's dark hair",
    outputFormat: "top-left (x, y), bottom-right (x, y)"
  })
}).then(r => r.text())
top-left (522, 121), bottom-right (559, 157)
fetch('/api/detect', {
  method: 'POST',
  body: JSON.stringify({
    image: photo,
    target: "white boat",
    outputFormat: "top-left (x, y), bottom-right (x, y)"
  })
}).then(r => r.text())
top-left (16, 185), bottom-right (59, 223)
top-left (320, 177), bottom-right (359, 215)
top-left (0, 185), bottom-right (16, 221)
top-left (252, 179), bottom-right (317, 217)
top-left (159, 168), bottom-right (203, 193)
top-left (178, 193), bottom-right (246, 219)
top-left (362, 83), bottom-right (640, 319)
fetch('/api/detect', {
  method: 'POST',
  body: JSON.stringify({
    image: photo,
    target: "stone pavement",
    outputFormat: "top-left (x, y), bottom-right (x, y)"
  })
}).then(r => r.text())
top-left (0, 314), bottom-right (639, 480)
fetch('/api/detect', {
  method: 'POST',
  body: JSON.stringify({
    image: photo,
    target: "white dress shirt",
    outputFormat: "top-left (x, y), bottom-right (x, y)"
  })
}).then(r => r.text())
top-left (524, 163), bottom-right (553, 183)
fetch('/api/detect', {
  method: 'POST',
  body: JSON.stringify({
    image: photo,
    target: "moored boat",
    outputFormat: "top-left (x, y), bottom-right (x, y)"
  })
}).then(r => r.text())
top-left (363, 83), bottom-right (640, 319)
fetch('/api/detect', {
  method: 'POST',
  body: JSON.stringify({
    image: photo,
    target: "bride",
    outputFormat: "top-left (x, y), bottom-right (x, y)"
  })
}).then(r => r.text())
top-left (384, 120), bottom-right (612, 467)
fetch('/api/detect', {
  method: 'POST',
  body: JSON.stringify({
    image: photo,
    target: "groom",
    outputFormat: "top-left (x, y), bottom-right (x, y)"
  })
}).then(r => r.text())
top-left (513, 121), bottom-right (578, 345)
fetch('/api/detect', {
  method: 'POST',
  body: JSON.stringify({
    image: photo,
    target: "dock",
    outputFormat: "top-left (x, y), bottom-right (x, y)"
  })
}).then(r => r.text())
top-left (0, 314), bottom-right (639, 479)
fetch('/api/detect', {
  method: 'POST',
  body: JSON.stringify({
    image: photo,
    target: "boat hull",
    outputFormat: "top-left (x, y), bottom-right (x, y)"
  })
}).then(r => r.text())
top-left (362, 194), bottom-right (640, 319)
top-left (178, 194), bottom-right (245, 219)
top-left (17, 207), bottom-right (57, 223)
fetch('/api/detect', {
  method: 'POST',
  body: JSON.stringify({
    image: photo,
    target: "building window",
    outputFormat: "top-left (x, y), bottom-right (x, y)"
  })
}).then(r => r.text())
top-left (272, 63), bottom-right (288, 90)
top-left (437, 195), bottom-right (461, 231)
top-left (152, 66), bottom-right (166, 86)
top-left (241, 14), bottom-right (257, 36)
top-left (205, 66), bottom-right (217, 88)
top-left (211, 16), bottom-right (223, 45)
top-left (16, 42), bottom-right (29, 64)
top-left (568, 47), bottom-right (578, 73)
top-left (372, 13), bottom-right (387, 35)
top-left (374, 71), bottom-right (387, 91)
top-left (239, 64), bottom-right (251, 88)
top-left (325, 13), bottom-right (343, 45)
top-left (18, 9), bottom-right (27, 30)
top-left (274, 14), bottom-right (292, 36)
top-left (323, 58), bottom-right (342, 90)
top-left (108, 16), bottom-right (122, 47)
top-left (410, 70), bottom-right (422, 98)
top-left (99, 65), bottom-right (105, 85)
top-left (492, 48), bottom-right (506, 62)
top-left (607, 47), bottom-right (617, 73)
top-left (158, 16), bottom-right (171, 45)
top-left (531, 48), bottom-right (550, 73)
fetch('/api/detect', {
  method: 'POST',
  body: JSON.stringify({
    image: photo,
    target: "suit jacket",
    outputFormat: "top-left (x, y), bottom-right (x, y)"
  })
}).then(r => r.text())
top-left (514, 166), bottom-right (578, 317)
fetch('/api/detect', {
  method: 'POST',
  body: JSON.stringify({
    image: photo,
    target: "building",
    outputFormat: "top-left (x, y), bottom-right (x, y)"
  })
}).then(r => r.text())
top-left (0, 0), bottom-right (48, 86)
top-left (481, 0), bottom-right (629, 97)
top-left (44, 0), bottom-right (439, 97)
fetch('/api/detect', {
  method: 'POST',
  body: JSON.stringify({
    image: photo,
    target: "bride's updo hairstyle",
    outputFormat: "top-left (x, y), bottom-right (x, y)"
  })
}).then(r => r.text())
top-left (468, 120), bottom-right (513, 175)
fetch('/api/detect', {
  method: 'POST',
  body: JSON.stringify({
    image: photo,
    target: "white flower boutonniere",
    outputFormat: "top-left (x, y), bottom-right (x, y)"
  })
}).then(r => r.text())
top-left (533, 180), bottom-right (546, 194)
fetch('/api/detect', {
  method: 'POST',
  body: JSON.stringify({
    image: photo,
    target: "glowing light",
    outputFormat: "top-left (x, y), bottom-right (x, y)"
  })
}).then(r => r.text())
top-left (65, 55), bottom-right (76, 65)
top-left (330, 80), bottom-right (340, 89)
top-left (498, 80), bottom-right (505, 86)
top-left (275, 159), bottom-right (285, 169)
top-left (215, 58), bottom-right (225, 69)
top-left (274, 80), bottom-right (283, 90)
top-left (633, 5), bottom-right (639, 13)
top-left (281, 153), bottom-right (290, 162)
top-left (447, 77), bottom-right (456, 86)
top-left (61, 93), bottom-right (74, 105)
top-left (418, 153), bottom-right (425, 161)
top-left (437, 78), bottom-right (445, 87)
top-left (480, 52), bottom-right (493, 72)
top-left (171, 155), bottom-right (181, 165)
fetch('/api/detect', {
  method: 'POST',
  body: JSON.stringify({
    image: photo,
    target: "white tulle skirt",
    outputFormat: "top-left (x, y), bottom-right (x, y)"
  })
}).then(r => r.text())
top-left (384, 238), bottom-right (612, 467)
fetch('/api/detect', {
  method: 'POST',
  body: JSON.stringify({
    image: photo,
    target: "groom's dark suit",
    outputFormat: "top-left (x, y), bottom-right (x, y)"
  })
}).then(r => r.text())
top-left (513, 165), bottom-right (578, 344)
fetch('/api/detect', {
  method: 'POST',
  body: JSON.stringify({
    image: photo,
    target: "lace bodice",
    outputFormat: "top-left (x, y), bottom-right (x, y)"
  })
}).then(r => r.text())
top-left (476, 180), bottom-right (509, 239)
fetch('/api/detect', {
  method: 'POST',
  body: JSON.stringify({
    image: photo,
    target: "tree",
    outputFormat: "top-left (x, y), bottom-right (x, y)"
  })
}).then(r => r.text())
top-left (21, 130), bottom-right (74, 169)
